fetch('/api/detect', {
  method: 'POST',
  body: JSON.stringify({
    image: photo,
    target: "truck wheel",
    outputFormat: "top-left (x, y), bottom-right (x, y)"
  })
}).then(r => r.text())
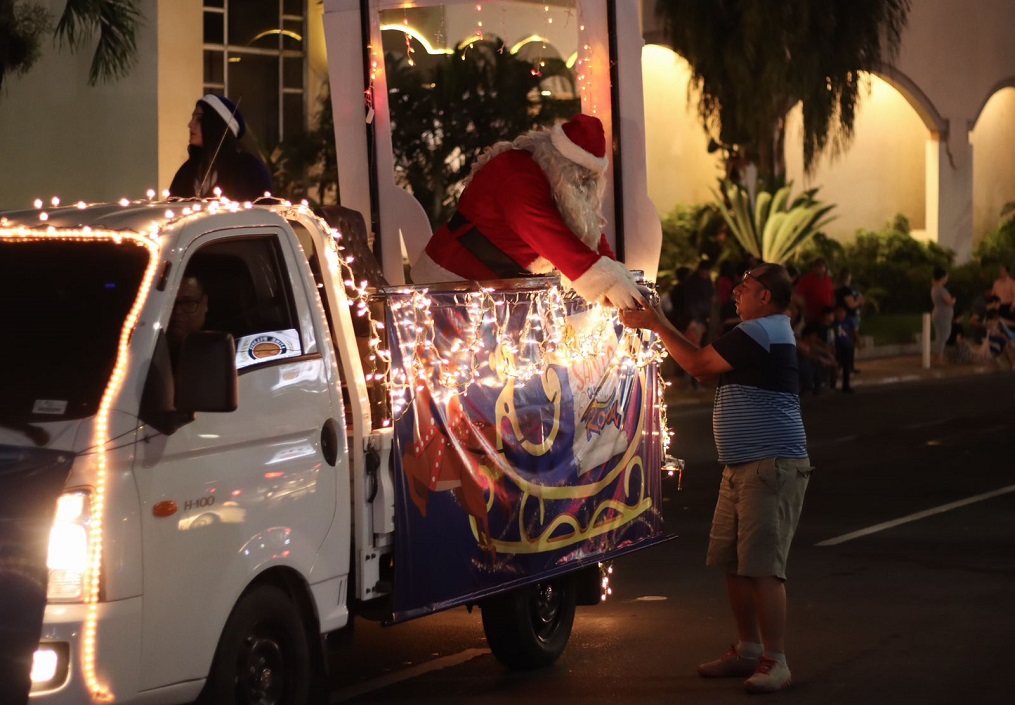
top-left (481, 576), bottom-right (576, 670)
top-left (199, 584), bottom-right (311, 705)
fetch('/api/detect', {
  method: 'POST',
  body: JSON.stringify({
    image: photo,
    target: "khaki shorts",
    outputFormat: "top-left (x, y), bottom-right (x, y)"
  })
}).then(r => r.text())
top-left (706, 457), bottom-right (812, 580)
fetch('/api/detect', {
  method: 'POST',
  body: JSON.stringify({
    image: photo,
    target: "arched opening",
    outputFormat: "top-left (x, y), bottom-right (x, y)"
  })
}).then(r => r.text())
top-left (785, 73), bottom-right (929, 242)
top-left (971, 84), bottom-right (1015, 245)
top-left (640, 50), bottom-right (934, 246)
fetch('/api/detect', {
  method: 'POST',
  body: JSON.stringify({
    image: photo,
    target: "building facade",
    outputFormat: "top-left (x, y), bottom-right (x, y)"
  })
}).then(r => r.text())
top-left (641, 0), bottom-right (1015, 260)
top-left (1, 0), bottom-right (1012, 261)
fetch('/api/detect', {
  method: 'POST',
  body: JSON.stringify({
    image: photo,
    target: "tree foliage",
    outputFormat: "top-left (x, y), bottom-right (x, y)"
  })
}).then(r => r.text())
top-left (386, 37), bottom-right (579, 228)
top-left (657, 202), bottom-right (732, 280)
top-left (267, 86), bottom-right (339, 207)
top-left (655, 0), bottom-right (911, 183)
top-left (714, 180), bottom-right (836, 264)
top-left (974, 203), bottom-right (1015, 268)
top-left (0, 0), bottom-right (140, 92)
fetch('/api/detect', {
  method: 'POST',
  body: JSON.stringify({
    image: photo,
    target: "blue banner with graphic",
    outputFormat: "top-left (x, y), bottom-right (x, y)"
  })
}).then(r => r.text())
top-left (385, 285), bottom-right (666, 621)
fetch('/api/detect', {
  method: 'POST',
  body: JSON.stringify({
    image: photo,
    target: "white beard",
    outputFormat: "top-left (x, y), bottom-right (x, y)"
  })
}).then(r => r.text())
top-left (465, 130), bottom-right (606, 254)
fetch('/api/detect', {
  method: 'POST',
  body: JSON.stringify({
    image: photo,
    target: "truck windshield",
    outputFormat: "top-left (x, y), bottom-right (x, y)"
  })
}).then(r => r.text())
top-left (0, 239), bottom-right (151, 423)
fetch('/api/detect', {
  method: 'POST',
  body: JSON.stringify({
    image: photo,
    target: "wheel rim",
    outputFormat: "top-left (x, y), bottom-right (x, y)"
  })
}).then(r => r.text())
top-left (530, 581), bottom-right (563, 643)
top-left (237, 633), bottom-right (287, 705)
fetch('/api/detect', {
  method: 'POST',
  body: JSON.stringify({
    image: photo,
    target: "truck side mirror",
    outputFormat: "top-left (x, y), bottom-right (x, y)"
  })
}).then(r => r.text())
top-left (175, 331), bottom-right (238, 413)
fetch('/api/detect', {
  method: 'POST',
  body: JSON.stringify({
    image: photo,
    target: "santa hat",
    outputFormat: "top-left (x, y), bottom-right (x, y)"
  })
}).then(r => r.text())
top-left (199, 94), bottom-right (246, 139)
top-left (550, 114), bottom-right (608, 172)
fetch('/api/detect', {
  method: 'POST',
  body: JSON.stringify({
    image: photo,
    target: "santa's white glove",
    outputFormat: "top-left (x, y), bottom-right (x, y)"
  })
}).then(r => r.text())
top-left (569, 257), bottom-right (642, 309)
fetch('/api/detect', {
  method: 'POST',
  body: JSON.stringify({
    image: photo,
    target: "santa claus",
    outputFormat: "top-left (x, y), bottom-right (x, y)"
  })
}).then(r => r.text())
top-left (410, 114), bottom-right (642, 309)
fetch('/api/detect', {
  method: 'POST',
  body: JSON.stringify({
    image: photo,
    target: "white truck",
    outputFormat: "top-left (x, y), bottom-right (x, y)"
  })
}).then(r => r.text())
top-left (0, 0), bottom-right (669, 702)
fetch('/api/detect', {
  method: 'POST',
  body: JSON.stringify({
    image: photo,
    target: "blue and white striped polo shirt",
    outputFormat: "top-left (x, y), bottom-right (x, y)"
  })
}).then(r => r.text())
top-left (710, 314), bottom-right (808, 464)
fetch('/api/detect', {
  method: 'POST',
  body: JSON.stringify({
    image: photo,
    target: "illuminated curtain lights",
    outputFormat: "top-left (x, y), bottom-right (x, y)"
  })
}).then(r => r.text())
top-left (310, 208), bottom-right (671, 441)
top-left (379, 285), bottom-right (666, 422)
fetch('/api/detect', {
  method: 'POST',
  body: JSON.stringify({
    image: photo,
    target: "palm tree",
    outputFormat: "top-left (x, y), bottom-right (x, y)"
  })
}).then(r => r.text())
top-left (655, 0), bottom-right (910, 185)
top-left (1, 0), bottom-right (140, 93)
top-left (713, 179), bottom-right (836, 264)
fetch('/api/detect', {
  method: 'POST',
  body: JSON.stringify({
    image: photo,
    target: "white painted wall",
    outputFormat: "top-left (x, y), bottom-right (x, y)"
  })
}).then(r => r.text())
top-left (971, 87), bottom-right (1015, 245)
top-left (893, 0), bottom-right (1015, 260)
top-left (641, 46), bottom-right (722, 218)
top-left (785, 76), bottom-right (927, 240)
top-left (0, 0), bottom-right (170, 208)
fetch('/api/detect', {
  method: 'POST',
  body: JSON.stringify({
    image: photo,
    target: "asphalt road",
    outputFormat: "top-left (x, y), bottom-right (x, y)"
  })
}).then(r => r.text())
top-left (326, 373), bottom-right (1015, 704)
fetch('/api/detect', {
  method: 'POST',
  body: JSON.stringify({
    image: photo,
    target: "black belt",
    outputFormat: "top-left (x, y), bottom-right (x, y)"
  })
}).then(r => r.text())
top-left (448, 211), bottom-right (528, 279)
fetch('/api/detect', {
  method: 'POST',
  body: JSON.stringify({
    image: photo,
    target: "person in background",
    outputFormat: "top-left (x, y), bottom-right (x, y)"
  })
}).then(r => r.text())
top-left (715, 260), bottom-right (741, 335)
top-left (991, 263), bottom-right (1015, 320)
top-left (798, 322), bottom-right (837, 394)
top-left (169, 94), bottom-right (273, 201)
top-left (795, 257), bottom-right (835, 325)
top-left (667, 266), bottom-right (693, 332)
top-left (834, 269), bottom-right (864, 328)
top-left (834, 268), bottom-right (865, 372)
top-left (833, 304), bottom-right (857, 392)
top-left (683, 258), bottom-right (716, 343)
top-left (930, 267), bottom-right (956, 366)
top-left (619, 264), bottom-right (811, 694)
top-left (984, 310), bottom-right (1015, 368)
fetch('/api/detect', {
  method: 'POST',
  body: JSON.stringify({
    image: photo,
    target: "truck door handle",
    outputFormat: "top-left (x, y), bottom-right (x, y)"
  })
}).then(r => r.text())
top-left (320, 418), bottom-right (340, 467)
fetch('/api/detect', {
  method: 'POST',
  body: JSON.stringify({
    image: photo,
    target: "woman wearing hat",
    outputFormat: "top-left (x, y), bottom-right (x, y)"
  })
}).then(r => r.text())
top-left (168, 94), bottom-right (273, 201)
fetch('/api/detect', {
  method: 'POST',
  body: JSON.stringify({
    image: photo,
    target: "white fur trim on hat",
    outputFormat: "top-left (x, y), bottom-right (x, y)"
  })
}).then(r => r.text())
top-left (201, 94), bottom-right (242, 138)
top-left (550, 123), bottom-right (609, 173)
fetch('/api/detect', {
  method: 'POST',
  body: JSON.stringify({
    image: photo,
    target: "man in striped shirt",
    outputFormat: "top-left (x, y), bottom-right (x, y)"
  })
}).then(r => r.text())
top-left (620, 263), bottom-right (811, 694)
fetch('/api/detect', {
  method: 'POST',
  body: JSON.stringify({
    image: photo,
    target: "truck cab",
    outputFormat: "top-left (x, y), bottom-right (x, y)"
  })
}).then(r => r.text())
top-left (1, 202), bottom-right (371, 704)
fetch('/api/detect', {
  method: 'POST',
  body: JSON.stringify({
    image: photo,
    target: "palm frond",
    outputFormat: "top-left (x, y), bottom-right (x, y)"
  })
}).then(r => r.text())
top-left (713, 178), bottom-right (836, 264)
top-left (713, 181), bottom-right (763, 258)
top-left (55, 0), bottom-right (140, 85)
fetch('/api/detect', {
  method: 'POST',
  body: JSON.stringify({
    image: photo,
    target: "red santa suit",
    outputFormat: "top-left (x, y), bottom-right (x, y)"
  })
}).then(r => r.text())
top-left (411, 114), bottom-right (641, 308)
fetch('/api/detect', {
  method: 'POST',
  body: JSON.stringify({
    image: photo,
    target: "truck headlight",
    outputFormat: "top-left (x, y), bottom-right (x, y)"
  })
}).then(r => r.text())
top-left (47, 491), bottom-right (91, 602)
top-left (31, 642), bottom-right (70, 692)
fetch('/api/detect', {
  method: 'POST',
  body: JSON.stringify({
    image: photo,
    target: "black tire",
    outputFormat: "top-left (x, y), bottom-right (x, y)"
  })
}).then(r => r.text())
top-left (199, 584), bottom-right (312, 705)
top-left (481, 576), bottom-right (577, 670)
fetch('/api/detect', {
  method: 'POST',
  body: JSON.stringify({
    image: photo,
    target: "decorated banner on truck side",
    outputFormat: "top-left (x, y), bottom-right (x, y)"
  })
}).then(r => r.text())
top-left (385, 283), bottom-right (666, 620)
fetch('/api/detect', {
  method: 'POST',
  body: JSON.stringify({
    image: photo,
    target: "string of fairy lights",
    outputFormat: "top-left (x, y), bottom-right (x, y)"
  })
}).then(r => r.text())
top-left (0, 222), bottom-right (162, 702)
top-left (0, 6), bottom-right (683, 699)
top-left (315, 206), bottom-right (678, 478)
top-left (1, 189), bottom-right (679, 699)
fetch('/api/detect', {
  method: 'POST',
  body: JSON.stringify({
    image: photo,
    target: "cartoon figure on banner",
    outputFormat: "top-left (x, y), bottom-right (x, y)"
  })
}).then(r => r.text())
top-left (410, 114), bottom-right (643, 309)
top-left (400, 384), bottom-right (505, 557)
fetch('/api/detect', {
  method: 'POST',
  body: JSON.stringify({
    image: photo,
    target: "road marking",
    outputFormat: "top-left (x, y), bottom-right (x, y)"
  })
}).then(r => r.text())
top-left (815, 484), bottom-right (1015, 547)
top-left (331, 647), bottom-right (490, 702)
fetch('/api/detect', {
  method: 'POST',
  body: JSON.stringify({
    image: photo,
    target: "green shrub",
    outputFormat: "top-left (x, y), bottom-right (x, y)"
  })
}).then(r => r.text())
top-left (974, 207), bottom-right (1015, 269)
top-left (658, 204), bottom-right (1009, 325)
top-left (860, 313), bottom-right (924, 345)
top-left (658, 202), bottom-right (733, 280)
top-left (832, 215), bottom-right (953, 315)
top-left (713, 181), bottom-right (836, 264)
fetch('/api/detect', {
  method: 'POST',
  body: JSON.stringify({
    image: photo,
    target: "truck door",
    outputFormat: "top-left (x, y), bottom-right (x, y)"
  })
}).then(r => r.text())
top-left (133, 227), bottom-right (347, 690)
